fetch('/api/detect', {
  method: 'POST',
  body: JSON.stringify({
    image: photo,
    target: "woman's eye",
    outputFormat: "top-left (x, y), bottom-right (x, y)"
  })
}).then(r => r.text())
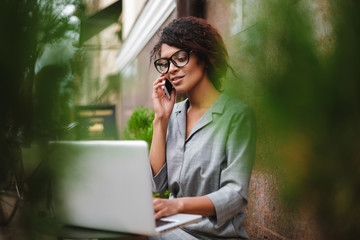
top-left (176, 56), bottom-right (187, 62)
top-left (157, 62), bottom-right (168, 68)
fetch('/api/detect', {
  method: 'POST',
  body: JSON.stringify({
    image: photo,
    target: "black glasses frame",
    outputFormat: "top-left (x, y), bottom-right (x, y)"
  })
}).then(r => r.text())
top-left (154, 49), bottom-right (191, 74)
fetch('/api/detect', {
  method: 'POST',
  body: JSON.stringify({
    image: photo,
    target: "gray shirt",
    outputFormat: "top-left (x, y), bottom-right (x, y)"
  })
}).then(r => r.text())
top-left (152, 93), bottom-right (256, 239)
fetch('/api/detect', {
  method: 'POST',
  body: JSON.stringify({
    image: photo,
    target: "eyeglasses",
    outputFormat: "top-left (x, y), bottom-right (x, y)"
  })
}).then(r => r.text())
top-left (154, 49), bottom-right (191, 74)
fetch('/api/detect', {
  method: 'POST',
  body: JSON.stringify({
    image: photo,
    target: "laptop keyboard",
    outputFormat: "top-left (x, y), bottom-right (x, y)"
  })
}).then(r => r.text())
top-left (156, 219), bottom-right (175, 227)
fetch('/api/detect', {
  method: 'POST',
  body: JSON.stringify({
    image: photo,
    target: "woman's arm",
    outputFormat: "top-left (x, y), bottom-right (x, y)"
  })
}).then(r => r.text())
top-left (149, 116), bottom-right (169, 175)
top-left (153, 196), bottom-right (215, 219)
top-left (149, 75), bottom-right (176, 175)
top-left (206, 106), bottom-right (257, 226)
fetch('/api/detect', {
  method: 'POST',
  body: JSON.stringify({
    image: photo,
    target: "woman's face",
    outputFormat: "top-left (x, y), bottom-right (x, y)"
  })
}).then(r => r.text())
top-left (160, 44), bottom-right (207, 93)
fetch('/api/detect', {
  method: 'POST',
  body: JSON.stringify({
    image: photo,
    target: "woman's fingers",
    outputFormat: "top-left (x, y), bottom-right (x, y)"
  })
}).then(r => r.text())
top-left (152, 75), bottom-right (175, 118)
top-left (153, 198), bottom-right (179, 219)
top-left (153, 198), bottom-right (164, 219)
top-left (153, 198), bottom-right (161, 211)
top-left (153, 75), bottom-right (166, 86)
top-left (153, 76), bottom-right (167, 97)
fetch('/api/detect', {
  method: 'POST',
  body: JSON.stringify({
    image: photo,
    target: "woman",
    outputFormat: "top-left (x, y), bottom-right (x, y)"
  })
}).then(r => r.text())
top-left (149, 17), bottom-right (256, 239)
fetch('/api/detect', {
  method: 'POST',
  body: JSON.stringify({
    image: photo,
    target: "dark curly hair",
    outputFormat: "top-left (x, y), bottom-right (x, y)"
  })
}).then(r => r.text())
top-left (151, 16), bottom-right (230, 91)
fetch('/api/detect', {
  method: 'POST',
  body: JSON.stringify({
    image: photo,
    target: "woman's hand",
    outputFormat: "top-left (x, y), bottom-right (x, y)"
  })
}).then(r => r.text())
top-left (152, 75), bottom-right (176, 120)
top-left (153, 198), bottom-right (184, 219)
top-left (149, 75), bottom-right (175, 176)
top-left (153, 196), bottom-right (215, 219)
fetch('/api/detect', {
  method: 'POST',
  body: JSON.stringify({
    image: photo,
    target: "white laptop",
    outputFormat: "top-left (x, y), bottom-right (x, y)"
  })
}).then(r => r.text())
top-left (47, 140), bottom-right (202, 236)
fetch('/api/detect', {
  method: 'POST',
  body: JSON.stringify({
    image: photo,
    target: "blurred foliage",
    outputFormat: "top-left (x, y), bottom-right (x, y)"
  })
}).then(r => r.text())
top-left (0, 0), bottom-right (80, 237)
top-left (0, 0), bottom-right (81, 149)
top-left (123, 106), bottom-right (154, 148)
top-left (0, 0), bottom-right (37, 183)
top-left (226, 0), bottom-right (360, 239)
top-left (33, 0), bottom-right (81, 141)
top-left (33, 64), bottom-right (75, 141)
top-left (153, 190), bottom-right (171, 199)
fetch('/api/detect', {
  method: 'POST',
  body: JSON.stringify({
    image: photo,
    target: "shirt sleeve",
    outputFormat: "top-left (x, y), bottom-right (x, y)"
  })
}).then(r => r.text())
top-left (206, 107), bottom-right (256, 226)
top-left (151, 162), bottom-right (168, 193)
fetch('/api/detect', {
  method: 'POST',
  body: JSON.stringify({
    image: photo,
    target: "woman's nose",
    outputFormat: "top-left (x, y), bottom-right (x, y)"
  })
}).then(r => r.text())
top-left (168, 61), bottom-right (179, 73)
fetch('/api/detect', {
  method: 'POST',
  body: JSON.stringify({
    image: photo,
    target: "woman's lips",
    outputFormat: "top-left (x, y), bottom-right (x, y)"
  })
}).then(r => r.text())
top-left (171, 76), bottom-right (184, 85)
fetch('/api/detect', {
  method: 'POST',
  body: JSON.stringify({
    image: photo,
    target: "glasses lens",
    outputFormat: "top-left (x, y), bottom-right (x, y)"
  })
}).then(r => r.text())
top-left (154, 59), bottom-right (169, 74)
top-left (154, 50), bottom-right (190, 74)
top-left (172, 50), bottom-right (189, 67)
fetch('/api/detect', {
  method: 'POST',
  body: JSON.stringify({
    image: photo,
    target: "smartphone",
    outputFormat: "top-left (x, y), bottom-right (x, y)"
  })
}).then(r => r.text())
top-left (161, 78), bottom-right (173, 99)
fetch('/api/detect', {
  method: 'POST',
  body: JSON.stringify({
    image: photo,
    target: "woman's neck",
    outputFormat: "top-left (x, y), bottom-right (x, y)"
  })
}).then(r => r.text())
top-left (187, 77), bottom-right (220, 110)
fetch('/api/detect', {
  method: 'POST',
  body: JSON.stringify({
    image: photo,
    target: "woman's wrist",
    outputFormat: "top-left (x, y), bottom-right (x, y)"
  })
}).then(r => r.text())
top-left (176, 198), bottom-right (185, 213)
top-left (153, 115), bottom-right (169, 127)
top-left (174, 197), bottom-right (215, 216)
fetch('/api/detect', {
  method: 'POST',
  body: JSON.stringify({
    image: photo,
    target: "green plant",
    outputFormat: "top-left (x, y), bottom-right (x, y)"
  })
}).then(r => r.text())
top-left (123, 106), bottom-right (155, 148)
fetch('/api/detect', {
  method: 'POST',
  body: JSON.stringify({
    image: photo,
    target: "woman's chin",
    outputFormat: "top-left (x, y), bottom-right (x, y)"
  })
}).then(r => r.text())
top-left (174, 87), bottom-right (186, 94)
